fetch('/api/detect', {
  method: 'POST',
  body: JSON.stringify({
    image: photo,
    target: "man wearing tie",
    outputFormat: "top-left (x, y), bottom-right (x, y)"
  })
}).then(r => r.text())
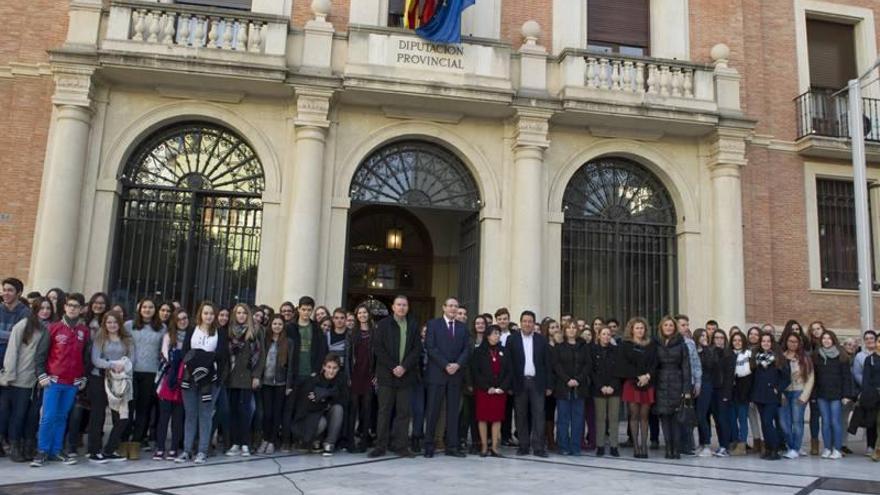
top-left (423, 297), bottom-right (471, 458)
top-left (506, 310), bottom-right (551, 457)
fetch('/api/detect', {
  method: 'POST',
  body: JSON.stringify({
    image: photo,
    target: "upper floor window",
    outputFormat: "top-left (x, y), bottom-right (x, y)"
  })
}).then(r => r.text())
top-left (807, 19), bottom-right (856, 91)
top-left (176, 0), bottom-right (253, 10)
top-left (587, 0), bottom-right (650, 57)
top-left (388, 0), bottom-right (405, 28)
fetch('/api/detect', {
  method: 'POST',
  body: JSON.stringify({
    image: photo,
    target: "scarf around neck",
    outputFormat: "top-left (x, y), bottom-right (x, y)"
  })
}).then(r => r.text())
top-left (818, 345), bottom-right (840, 363)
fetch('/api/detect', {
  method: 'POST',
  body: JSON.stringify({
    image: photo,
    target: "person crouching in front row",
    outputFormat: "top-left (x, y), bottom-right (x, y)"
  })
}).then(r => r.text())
top-left (291, 353), bottom-right (348, 456)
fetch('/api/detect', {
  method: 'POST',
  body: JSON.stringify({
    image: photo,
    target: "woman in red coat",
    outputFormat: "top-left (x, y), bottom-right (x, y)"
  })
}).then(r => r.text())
top-left (472, 325), bottom-right (511, 457)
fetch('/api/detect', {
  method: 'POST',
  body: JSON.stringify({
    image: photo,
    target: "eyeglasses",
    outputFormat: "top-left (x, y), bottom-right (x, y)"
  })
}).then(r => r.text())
top-left (65, 303), bottom-right (81, 309)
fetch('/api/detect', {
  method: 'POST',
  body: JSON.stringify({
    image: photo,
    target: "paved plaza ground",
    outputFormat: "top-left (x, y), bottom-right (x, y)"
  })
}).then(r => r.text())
top-left (1, 444), bottom-right (879, 495)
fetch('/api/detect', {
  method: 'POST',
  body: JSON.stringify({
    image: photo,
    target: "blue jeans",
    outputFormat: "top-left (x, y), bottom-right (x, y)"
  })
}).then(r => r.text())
top-left (183, 385), bottom-right (219, 455)
top-left (556, 396), bottom-right (585, 455)
top-left (732, 403), bottom-right (749, 443)
top-left (779, 391), bottom-right (806, 452)
top-left (37, 383), bottom-right (78, 455)
top-left (817, 398), bottom-right (843, 451)
top-left (757, 402), bottom-right (781, 450)
top-left (696, 380), bottom-right (713, 445)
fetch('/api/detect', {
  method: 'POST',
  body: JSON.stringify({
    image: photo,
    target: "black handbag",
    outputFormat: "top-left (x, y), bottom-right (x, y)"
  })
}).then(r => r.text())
top-left (676, 396), bottom-right (697, 427)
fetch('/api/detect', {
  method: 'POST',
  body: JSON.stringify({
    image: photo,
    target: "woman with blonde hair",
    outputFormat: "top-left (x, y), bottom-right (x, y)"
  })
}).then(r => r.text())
top-left (225, 303), bottom-right (264, 457)
top-left (618, 317), bottom-right (657, 458)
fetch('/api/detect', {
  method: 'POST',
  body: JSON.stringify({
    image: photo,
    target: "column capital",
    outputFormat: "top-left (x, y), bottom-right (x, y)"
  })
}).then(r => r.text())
top-left (293, 88), bottom-right (333, 128)
top-left (513, 109), bottom-right (552, 149)
top-left (706, 126), bottom-right (749, 171)
top-left (51, 65), bottom-right (95, 109)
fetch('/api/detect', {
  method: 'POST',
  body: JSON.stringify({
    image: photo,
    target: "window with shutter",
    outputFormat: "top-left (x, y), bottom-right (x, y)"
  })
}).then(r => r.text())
top-left (175, 0), bottom-right (253, 10)
top-left (587, 0), bottom-right (650, 56)
top-left (807, 19), bottom-right (856, 91)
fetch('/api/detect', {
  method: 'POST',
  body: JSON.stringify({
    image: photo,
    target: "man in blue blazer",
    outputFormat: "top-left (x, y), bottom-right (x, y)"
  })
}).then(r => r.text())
top-left (423, 297), bottom-right (471, 458)
top-left (506, 310), bottom-right (551, 457)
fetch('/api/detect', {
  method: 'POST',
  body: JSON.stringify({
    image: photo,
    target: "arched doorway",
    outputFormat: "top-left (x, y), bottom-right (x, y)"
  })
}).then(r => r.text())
top-left (110, 122), bottom-right (265, 312)
top-left (347, 140), bottom-right (481, 323)
top-left (561, 157), bottom-right (678, 329)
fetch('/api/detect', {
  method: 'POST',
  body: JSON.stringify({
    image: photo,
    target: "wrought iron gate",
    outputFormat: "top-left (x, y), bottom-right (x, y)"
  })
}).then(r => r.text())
top-left (458, 212), bottom-right (480, 313)
top-left (561, 157), bottom-right (678, 329)
top-left (110, 123), bottom-right (264, 312)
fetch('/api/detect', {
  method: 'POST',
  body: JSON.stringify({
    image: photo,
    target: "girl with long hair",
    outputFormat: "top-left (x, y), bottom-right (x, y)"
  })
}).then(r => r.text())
top-left (654, 315), bottom-right (691, 459)
top-left (729, 331), bottom-right (753, 456)
top-left (259, 314), bottom-right (294, 455)
top-left (348, 304), bottom-right (376, 452)
top-left (618, 317), bottom-right (658, 458)
top-left (154, 308), bottom-right (189, 460)
top-left (751, 332), bottom-right (789, 460)
top-left (779, 331), bottom-right (814, 459)
top-left (125, 297), bottom-right (165, 451)
top-left (86, 311), bottom-right (134, 463)
top-left (1, 297), bottom-right (52, 462)
top-left (225, 303), bottom-right (263, 457)
top-left (813, 330), bottom-right (853, 459)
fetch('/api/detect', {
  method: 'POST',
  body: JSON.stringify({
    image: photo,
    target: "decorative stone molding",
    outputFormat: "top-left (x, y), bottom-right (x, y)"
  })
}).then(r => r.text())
top-left (513, 110), bottom-right (551, 149)
top-left (294, 89), bottom-right (332, 128)
top-left (0, 62), bottom-right (52, 79)
top-left (52, 66), bottom-right (95, 108)
top-left (706, 127), bottom-right (749, 171)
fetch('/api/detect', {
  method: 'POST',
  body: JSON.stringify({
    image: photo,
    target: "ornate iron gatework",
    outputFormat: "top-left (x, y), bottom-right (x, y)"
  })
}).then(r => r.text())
top-left (349, 140), bottom-right (481, 211)
top-left (561, 157), bottom-right (678, 330)
top-left (111, 122), bottom-right (264, 312)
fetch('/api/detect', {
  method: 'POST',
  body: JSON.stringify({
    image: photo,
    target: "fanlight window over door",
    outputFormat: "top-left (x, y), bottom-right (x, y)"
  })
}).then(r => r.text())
top-left (111, 122), bottom-right (265, 312)
top-left (561, 157), bottom-right (678, 330)
top-left (349, 140), bottom-right (481, 211)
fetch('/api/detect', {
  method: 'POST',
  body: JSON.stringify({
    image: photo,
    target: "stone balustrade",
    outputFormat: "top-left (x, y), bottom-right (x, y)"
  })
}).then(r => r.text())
top-left (127, 8), bottom-right (268, 53)
top-left (104, 0), bottom-right (288, 66)
top-left (556, 48), bottom-right (719, 111)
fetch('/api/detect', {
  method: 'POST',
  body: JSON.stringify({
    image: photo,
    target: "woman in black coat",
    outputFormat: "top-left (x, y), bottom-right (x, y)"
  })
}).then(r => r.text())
top-left (812, 330), bottom-right (854, 459)
top-left (472, 325), bottom-right (511, 457)
top-left (616, 317), bottom-right (658, 458)
top-left (291, 354), bottom-right (349, 456)
top-left (551, 322), bottom-right (591, 456)
top-left (654, 316), bottom-right (692, 459)
top-left (592, 326), bottom-right (622, 457)
top-left (751, 332), bottom-right (790, 460)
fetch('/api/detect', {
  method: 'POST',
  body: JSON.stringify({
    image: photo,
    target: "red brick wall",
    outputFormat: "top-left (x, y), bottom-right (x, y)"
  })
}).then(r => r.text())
top-left (0, 0), bottom-right (68, 285)
top-left (501, 0), bottom-right (552, 50)
top-left (691, 0), bottom-right (880, 329)
top-left (292, 0), bottom-right (350, 32)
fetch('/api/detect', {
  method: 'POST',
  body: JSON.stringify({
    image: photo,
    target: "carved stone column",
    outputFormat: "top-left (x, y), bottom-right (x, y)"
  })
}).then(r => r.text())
top-left (707, 126), bottom-right (749, 328)
top-left (29, 66), bottom-right (95, 291)
top-left (283, 88), bottom-right (332, 300)
top-left (509, 109), bottom-right (551, 317)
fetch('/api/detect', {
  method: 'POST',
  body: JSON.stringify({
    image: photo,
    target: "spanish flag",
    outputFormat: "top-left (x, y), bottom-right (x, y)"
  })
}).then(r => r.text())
top-left (404, 0), bottom-right (419, 28)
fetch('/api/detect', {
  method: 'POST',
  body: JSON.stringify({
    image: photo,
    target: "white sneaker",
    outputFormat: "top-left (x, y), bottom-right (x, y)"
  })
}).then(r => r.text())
top-left (257, 441), bottom-right (268, 455)
top-left (225, 445), bottom-right (241, 456)
top-left (241, 445), bottom-right (251, 457)
top-left (829, 449), bottom-right (842, 460)
top-left (866, 447), bottom-right (874, 457)
top-left (698, 446), bottom-right (713, 457)
top-left (799, 448), bottom-right (809, 456)
top-left (265, 443), bottom-right (275, 455)
top-left (820, 448), bottom-right (832, 459)
top-left (782, 449), bottom-right (798, 459)
top-left (194, 452), bottom-right (208, 464)
top-left (713, 448), bottom-right (730, 457)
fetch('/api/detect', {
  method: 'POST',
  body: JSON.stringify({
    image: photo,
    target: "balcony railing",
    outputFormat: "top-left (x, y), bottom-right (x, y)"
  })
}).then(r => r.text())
top-left (557, 48), bottom-right (716, 106)
top-left (104, 0), bottom-right (288, 61)
top-left (795, 89), bottom-right (880, 141)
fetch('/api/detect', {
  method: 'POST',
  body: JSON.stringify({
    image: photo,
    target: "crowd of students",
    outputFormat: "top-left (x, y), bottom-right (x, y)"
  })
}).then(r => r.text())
top-left (0, 276), bottom-right (879, 469)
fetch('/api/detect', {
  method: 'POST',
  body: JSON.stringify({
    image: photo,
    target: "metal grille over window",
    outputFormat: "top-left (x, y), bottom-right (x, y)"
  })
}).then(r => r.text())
top-left (561, 157), bottom-right (677, 330)
top-left (816, 178), bottom-right (875, 290)
top-left (349, 140), bottom-right (481, 211)
top-left (111, 122), bottom-right (264, 312)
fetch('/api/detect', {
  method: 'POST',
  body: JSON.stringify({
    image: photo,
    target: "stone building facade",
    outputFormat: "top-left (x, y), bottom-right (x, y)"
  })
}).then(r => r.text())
top-left (1, 0), bottom-right (878, 333)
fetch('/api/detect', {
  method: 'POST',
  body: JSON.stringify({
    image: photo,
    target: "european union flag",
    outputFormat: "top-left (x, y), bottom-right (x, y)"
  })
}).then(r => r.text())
top-left (415, 0), bottom-right (476, 44)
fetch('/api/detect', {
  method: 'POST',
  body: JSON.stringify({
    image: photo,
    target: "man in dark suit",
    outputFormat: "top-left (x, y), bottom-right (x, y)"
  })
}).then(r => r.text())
top-left (368, 295), bottom-right (420, 458)
top-left (506, 310), bottom-right (551, 457)
top-left (423, 297), bottom-right (471, 458)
